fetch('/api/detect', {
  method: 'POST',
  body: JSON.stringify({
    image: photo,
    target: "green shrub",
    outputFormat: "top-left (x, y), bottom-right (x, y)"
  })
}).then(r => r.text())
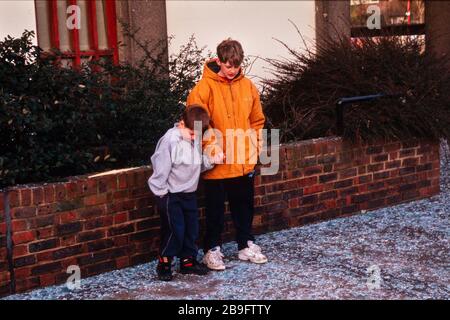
top-left (262, 31), bottom-right (450, 144)
top-left (0, 30), bottom-right (206, 188)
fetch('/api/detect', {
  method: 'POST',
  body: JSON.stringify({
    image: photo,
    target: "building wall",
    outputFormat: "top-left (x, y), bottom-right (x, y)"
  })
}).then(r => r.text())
top-left (0, 0), bottom-right (167, 65)
top-left (0, 0), bottom-right (37, 44)
top-left (166, 0), bottom-right (316, 85)
top-left (315, 0), bottom-right (350, 49)
top-left (425, 0), bottom-right (450, 68)
top-left (116, 0), bottom-right (168, 65)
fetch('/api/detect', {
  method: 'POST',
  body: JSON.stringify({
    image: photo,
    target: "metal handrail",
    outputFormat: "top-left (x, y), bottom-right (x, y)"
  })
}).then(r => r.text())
top-left (335, 93), bottom-right (402, 136)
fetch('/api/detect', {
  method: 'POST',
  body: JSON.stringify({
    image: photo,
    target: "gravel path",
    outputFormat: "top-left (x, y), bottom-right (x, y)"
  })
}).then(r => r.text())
top-left (3, 142), bottom-right (449, 300)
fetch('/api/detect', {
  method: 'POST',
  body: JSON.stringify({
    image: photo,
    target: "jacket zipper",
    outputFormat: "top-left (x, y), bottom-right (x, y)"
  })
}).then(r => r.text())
top-left (228, 82), bottom-right (233, 119)
top-left (229, 82), bottom-right (245, 175)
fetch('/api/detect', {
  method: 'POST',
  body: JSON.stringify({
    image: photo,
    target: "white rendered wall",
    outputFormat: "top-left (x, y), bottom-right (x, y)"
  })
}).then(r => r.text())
top-left (166, 0), bottom-right (316, 85)
top-left (0, 0), bottom-right (37, 44)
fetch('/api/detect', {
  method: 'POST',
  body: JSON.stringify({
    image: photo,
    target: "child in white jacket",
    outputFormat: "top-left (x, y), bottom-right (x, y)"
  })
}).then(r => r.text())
top-left (148, 105), bottom-right (223, 281)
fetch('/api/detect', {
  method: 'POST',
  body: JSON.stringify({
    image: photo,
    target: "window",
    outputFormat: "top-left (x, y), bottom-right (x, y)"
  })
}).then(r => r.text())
top-left (35, 0), bottom-right (118, 67)
top-left (350, 0), bottom-right (425, 37)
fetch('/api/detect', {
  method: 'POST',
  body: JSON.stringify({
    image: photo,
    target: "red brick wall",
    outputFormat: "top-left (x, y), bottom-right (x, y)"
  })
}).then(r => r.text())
top-left (0, 137), bottom-right (440, 296)
top-left (250, 138), bottom-right (440, 234)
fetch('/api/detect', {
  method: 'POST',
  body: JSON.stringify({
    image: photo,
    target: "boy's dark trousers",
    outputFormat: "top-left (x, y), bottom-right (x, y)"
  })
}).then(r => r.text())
top-left (157, 192), bottom-right (199, 258)
top-left (203, 172), bottom-right (255, 251)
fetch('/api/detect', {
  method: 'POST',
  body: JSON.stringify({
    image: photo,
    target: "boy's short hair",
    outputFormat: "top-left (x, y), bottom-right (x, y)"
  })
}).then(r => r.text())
top-left (183, 105), bottom-right (210, 133)
top-left (217, 38), bottom-right (244, 67)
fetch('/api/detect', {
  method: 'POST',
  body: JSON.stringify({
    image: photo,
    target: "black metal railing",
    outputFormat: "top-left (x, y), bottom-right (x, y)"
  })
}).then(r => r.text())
top-left (335, 93), bottom-right (402, 136)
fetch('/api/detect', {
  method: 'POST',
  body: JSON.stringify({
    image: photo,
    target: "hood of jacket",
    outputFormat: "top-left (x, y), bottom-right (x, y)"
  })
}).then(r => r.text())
top-left (202, 58), bottom-right (245, 83)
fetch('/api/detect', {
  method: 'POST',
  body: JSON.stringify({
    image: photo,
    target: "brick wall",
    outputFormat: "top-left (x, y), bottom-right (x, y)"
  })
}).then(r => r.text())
top-left (0, 137), bottom-right (440, 296)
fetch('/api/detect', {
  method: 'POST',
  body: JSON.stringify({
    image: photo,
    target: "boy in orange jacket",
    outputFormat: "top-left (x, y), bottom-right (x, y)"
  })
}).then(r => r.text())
top-left (187, 38), bottom-right (268, 270)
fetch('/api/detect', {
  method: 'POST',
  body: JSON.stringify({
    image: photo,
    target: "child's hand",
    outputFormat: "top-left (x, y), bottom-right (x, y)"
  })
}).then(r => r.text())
top-left (211, 152), bottom-right (225, 164)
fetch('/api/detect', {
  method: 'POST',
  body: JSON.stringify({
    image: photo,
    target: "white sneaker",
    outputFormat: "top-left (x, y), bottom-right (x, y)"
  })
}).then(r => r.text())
top-left (238, 241), bottom-right (268, 264)
top-left (202, 246), bottom-right (226, 271)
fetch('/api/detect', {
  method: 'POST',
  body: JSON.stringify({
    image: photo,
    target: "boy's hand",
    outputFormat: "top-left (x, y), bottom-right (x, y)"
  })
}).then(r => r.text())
top-left (211, 152), bottom-right (225, 164)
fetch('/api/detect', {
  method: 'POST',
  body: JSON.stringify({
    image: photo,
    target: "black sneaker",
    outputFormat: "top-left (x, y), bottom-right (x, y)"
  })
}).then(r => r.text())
top-left (157, 256), bottom-right (173, 281)
top-left (179, 257), bottom-right (209, 275)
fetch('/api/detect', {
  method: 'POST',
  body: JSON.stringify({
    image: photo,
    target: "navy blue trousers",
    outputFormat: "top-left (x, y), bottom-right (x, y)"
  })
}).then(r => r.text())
top-left (203, 172), bottom-right (256, 251)
top-left (157, 192), bottom-right (199, 258)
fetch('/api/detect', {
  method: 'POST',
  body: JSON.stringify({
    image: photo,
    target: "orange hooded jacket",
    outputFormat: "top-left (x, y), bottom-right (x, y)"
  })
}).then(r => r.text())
top-left (187, 59), bottom-right (266, 180)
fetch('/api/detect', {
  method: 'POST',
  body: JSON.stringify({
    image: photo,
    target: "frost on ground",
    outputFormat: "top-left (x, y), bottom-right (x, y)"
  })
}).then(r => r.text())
top-left (3, 141), bottom-right (449, 300)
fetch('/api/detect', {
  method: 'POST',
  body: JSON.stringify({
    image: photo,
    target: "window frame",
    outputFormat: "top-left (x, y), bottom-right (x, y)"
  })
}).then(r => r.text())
top-left (36, 0), bottom-right (119, 67)
top-left (350, 0), bottom-right (425, 38)
top-left (351, 24), bottom-right (425, 37)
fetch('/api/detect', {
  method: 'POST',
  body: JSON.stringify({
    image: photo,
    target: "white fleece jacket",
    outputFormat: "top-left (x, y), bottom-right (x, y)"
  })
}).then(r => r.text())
top-left (147, 123), bottom-right (214, 196)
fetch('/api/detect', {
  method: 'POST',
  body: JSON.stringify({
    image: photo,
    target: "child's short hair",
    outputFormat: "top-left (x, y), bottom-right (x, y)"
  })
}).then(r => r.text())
top-left (217, 38), bottom-right (244, 67)
top-left (183, 105), bottom-right (210, 133)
